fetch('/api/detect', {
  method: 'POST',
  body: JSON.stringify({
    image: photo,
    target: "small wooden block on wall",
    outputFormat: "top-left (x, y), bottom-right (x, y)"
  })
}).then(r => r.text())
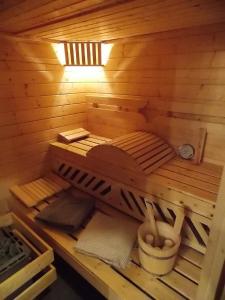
top-left (58, 128), bottom-right (90, 143)
top-left (194, 128), bottom-right (207, 164)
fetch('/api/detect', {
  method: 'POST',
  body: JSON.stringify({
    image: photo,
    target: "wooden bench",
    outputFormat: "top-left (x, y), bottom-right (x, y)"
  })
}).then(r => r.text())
top-left (11, 188), bottom-right (203, 300)
top-left (9, 130), bottom-right (224, 299)
top-left (50, 132), bottom-right (223, 254)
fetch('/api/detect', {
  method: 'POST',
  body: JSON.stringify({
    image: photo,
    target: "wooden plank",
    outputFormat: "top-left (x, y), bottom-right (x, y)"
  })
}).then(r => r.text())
top-left (117, 134), bottom-right (154, 150)
top-left (38, 177), bottom-right (62, 193)
top-left (129, 138), bottom-right (163, 156)
top-left (68, 145), bottom-right (87, 156)
top-left (10, 185), bottom-right (37, 207)
top-left (141, 148), bottom-right (174, 169)
top-left (15, 267), bottom-right (56, 300)
top-left (89, 134), bottom-right (111, 142)
top-left (113, 132), bottom-right (149, 147)
top-left (175, 258), bottom-right (200, 284)
top-left (160, 269), bottom-right (197, 299)
top-left (191, 219), bottom-right (209, 246)
top-left (85, 138), bottom-right (104, 145)
top-left (194, 128), bottom-right (207, 165)
top-left (35, 178), bottom-right (58, 194)
top-left (70, 142), bottom-right (92, 151)
top-left (24, 181), bottom-right (50, 199)
top-left (111, 132), bottom-right (141, 144)
top-left (136, 144), bottom-right (169, 164)
top-left (161, 163), bottom-right (220, 185)
top-left (179, 245), bottom-right (203, 268)
top-left (171, 158), bottom-right (223, 179)
top-left (116, 263), bottom-right (186, 300)
top-left (78, 139), bottom-right (99, 147)
top-left (58, 128), bottom-right (90, 143)
top-left (153, 169), bottom-right (218, 194)
top-left (196, 169), bottom-right (225, 300)
top-left (144, 152), bottom-right (177, 175)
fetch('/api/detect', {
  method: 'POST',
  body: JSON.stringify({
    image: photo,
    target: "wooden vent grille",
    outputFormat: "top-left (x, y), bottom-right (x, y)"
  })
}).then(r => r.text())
top-left (54, 159), bottom-right (212, 254)
top-left (63, 42), bottom-right (102, 66)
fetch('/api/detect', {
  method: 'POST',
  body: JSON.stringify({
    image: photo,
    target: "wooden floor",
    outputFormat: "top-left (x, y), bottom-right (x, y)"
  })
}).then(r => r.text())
top-left (52, 133), bottom-right (223, 205)
top-left (12, 192), bottom-right (203, 300)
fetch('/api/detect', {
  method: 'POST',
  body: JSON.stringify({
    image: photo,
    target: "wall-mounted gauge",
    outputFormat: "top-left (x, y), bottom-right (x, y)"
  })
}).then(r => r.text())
top-left (178, 144), bottom-right (195, 160)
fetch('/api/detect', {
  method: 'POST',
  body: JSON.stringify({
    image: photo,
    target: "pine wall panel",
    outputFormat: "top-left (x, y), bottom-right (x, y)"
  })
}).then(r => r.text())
top-left (86, 23), bottom-right (225, 166)
top-left (0, 35), bottom-right (87, 203)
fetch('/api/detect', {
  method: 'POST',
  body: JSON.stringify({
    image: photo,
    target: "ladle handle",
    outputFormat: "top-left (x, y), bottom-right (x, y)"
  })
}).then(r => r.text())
top-left (145, 201), bottom-right (161, 247)
top-left (174, 207), bottom-right (185, 235)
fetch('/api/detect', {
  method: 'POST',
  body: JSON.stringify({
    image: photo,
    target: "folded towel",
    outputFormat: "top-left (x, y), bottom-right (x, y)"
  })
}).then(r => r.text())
top-left (75, 211), bottom-right (139, 268)
top-left (35, 190), bottom-right (95, 232)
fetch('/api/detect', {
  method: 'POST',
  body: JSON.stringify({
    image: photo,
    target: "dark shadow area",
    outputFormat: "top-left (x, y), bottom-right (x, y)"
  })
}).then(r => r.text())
top-left (38, 254), bottom-right (105, 300)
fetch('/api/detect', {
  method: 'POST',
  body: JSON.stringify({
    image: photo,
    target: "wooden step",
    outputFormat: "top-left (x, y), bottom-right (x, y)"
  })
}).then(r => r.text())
top-left (10, 173), bottom-right (71, 207)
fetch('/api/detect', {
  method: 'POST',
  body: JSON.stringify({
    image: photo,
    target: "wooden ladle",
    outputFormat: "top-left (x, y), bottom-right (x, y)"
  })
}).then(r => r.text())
top-left (145, 201), bottom-right (161, 247)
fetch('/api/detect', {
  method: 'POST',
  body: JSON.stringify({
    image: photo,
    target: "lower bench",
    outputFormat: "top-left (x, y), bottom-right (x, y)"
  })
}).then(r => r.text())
top-left (11, 189), bottom-right (203, 300)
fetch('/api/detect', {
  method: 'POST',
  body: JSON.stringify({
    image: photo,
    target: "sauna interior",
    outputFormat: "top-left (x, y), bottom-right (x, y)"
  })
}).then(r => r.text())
top-left (0, 1), bottom-right (225, 299)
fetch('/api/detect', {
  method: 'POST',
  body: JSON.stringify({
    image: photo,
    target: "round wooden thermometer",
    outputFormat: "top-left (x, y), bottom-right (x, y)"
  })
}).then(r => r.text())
top-left (178, 144), bottom-right (195, 160)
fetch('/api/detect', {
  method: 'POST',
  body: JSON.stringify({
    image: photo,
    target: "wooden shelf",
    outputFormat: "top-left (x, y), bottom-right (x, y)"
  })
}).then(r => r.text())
top-left (12, 194), bottom-right (203, 300)
top-left (0, 213), bottom-right (56, 300)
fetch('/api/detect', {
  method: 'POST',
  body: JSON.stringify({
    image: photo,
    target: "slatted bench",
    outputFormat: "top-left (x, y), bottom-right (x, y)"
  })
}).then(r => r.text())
top-left (9, 130), bottom-right (223, 299)
top-left (50, 132), bottom-right (223, 254)
top-left (11, 188), bottom-right (203, 300)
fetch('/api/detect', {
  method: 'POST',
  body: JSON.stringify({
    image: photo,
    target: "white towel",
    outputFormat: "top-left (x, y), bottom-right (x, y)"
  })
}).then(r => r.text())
top-left (75, 211), bottom-right (139, 268)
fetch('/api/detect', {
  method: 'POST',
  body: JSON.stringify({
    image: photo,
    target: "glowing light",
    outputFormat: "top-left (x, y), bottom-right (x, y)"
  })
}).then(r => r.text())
top-left (63, 66), bottom-right (106, 82)
top-left (101, 43), bottom-right (113, 65)
top-left (52, 43), bottom-right (66, 65)
top-left (52, 42), bottom-right (113, 66)
top-left (52, 42), bottom-right (113, 83)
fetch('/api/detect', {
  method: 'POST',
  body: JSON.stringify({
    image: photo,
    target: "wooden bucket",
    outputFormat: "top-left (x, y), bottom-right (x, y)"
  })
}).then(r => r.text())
top-left (138, 221), bottom-right (181, 275)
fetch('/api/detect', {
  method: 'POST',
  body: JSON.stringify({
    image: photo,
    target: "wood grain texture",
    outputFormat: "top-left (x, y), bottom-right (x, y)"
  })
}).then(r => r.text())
top-left (85, 23), bottom-right (225, 165)
top-left (0, 0), bottom-right (225, 41)
top-left (0, 35), bottom-right (88, 208)
top-left (11, 192), bottom-right (203, 300)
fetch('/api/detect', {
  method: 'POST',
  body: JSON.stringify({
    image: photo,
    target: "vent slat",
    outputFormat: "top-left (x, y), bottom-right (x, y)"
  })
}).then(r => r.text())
top-left (63, 42), bottom-right (102, 66)
top-left (64, 43), bottom-right (69, 65)
top-left (98, 42), bottom-right (102, 65)
top-left (86, 42), bottom-right (91, 66)
top-left (75, 42), bottom-right (80, 65)
top-left (69, 43), bottom-right (75, 65)
top-left (92, 42), bottom-right (97, 65)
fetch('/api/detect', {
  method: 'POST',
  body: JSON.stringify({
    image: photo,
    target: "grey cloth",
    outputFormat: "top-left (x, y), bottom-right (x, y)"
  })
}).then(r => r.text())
top-left (35, 190), bottom-right (95, 232)
top-left (75, 211), bottom-right (139, 268)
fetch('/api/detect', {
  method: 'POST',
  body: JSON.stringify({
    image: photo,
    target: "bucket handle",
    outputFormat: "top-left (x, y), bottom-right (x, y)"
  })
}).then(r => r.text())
top-left (173, 206), bottom-right (185, 235)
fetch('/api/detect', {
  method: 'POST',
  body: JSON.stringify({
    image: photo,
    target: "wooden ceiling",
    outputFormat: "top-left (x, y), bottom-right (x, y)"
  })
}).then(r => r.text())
top-left (0, 0), bottom-right (225, 42)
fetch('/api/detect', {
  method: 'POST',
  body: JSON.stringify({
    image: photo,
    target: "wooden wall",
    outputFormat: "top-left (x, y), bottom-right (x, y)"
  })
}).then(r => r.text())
top-left (0, 35), bottom-right (87, 204)
top-left (86, 23), bottom-right (225, 166)
top-left (1, 22), bottom-right (225, 207)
